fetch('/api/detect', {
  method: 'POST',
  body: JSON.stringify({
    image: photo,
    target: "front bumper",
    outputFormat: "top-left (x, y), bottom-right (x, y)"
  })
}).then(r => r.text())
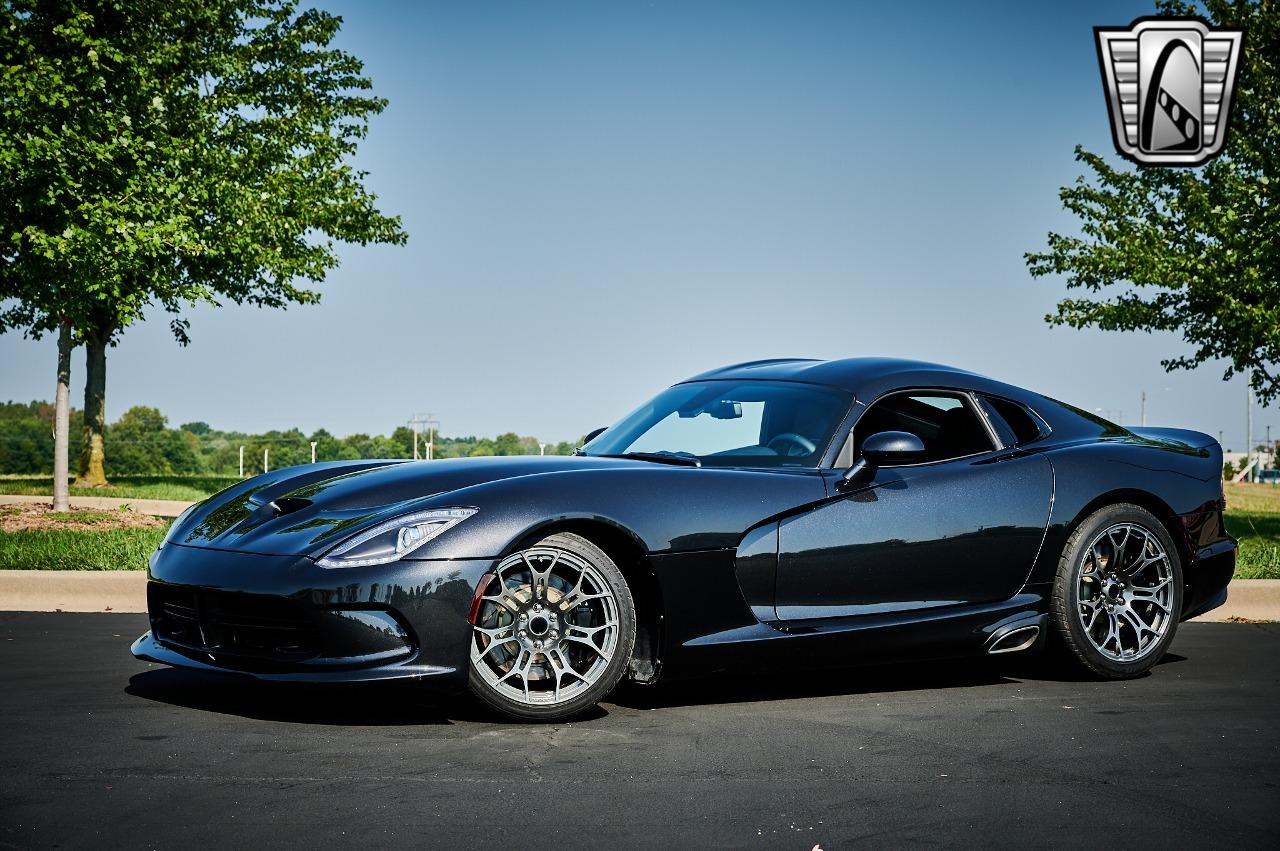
top-left (131, 542), bottom-right (494, 688)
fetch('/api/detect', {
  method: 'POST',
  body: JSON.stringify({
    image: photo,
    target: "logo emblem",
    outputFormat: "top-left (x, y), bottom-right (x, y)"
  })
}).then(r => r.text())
top-left (1094, 18), bottom-right (1244, 166)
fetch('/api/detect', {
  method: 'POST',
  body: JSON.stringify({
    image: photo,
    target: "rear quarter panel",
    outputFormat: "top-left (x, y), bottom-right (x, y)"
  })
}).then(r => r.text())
top-left (1024, 436), bottom-right (1230, 615)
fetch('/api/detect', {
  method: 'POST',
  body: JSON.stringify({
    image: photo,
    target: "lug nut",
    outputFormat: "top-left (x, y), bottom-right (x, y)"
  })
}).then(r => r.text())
top-left (519, 630), bottom-right (527, 638)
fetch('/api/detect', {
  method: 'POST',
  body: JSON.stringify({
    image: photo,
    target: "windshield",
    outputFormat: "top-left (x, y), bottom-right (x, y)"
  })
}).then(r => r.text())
top-left (582, 380), bottom-right (853, 468)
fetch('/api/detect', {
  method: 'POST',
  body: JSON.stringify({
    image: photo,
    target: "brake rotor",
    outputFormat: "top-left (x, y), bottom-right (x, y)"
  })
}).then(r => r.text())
top-left (482, 581), bottom-right (569, 681)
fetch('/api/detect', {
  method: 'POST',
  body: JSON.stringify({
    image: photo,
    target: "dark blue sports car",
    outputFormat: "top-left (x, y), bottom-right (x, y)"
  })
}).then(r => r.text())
top-left (133, 358), bottom-right (1235, 720)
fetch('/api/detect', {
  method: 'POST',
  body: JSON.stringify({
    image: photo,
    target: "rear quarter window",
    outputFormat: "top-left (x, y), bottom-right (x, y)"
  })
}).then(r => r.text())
top-left (981, 396), bottom-right (1048, 446)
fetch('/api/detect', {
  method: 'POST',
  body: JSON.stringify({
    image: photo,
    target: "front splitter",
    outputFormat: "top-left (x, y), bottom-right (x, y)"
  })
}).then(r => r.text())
top-left (131, 631), bottom-right (458, 685)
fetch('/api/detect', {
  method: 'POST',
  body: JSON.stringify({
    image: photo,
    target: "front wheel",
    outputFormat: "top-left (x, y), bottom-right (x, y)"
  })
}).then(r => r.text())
top-left (1049, 504), bottom-right (1183, 679)
top-left (467, 532), bottom-right (636, 721)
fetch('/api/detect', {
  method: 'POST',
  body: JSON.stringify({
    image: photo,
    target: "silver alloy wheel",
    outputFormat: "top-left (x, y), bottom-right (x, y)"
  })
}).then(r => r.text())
top-left (1076, 522), bottom-right (1175, 661)
top-left (469, 546), bottom-right (620, 706)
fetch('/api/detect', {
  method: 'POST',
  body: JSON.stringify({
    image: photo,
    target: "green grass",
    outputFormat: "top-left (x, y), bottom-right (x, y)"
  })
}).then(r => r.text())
top-left (1224, 483), bottom-right (1280, 580)
top-left (1226, 514), bottom-right (1280, 579)
top-left (0, 524), bottom-right (169, 570)
top-left (0, 474), bottom-right (238, 502)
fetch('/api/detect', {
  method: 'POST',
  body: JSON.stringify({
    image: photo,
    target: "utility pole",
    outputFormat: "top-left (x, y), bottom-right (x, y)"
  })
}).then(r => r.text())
top-left (263, 447), bottom-right (270, 474)
top-left (310, 441), bottom-right (317, 464)
top-left (539, 443), bottom-right (546, 456)
top-left (426, 415), bottom-right (439, 461)
top-left (239, 445), bottom-right (244, 478)
top-left (1140, 391), bottom-right (1147, 426)
top-left (407, 413), bottom-right (427, 460)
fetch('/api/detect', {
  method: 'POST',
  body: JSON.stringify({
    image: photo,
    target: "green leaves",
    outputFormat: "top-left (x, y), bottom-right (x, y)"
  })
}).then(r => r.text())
top-left (1027, 0), bottom-right (1280, 403)
top-left (0, 0), bottom-right (406, 343)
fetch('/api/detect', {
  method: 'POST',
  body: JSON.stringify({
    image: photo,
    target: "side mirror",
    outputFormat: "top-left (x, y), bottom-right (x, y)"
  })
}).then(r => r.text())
top-left (838, 430), bottom-right (925, 489)
top-left (582, 427), bottom-right (608, 445)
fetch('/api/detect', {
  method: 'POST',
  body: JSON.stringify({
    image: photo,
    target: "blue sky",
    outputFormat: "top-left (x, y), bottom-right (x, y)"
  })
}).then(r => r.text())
top-left (0, 0), bottom-right (1266, 449)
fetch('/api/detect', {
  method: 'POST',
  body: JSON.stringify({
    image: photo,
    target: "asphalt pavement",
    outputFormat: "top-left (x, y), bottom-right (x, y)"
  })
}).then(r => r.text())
top-left (1, 612), bottom-right (1277, 849)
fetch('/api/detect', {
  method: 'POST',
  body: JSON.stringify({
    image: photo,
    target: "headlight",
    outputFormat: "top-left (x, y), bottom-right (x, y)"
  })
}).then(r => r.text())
top-left (317, 507), bottom-right (477, 569)
top-left (159, 503), bottom-right (199, 549)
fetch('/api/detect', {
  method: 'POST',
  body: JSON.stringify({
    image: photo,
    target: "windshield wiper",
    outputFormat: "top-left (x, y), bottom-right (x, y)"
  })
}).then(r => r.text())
top-left (597, 451), bottom-right (701, 467)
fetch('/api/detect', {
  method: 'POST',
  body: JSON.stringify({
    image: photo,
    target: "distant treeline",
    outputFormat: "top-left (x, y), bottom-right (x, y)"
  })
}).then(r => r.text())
top-left (0, 401), bottom-right (579, 476)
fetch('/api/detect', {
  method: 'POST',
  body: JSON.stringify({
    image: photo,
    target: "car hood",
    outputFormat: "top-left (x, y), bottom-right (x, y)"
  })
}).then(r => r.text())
top-left (166, 455), bottom-right (705, 558)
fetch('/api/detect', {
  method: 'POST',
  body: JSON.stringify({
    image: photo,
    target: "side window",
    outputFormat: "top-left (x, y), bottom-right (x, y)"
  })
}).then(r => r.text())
top-left (853, 392), bottom-right (995, 464)
top-left (979, 396), bottom-right (1047, 446)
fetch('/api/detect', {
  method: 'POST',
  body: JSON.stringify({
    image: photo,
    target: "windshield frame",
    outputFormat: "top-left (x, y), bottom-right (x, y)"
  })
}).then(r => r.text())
top-left (580, 379), bottom-right (856, 470)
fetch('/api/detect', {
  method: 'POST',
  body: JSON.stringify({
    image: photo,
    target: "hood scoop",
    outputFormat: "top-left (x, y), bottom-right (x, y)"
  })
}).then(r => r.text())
top-left (267, 493), bottom-right (312, 514)
top-left (266, 496), bottom-right (313, 517)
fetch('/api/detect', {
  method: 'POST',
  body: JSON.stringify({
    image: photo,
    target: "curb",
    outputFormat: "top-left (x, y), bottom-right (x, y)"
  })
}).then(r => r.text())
top-left (0, 569), bottom-right (150, 613)
top-left (1, 570), bottom-right (1277, 620)
top-left (0, 494), bottom-right (194, 518)
top-left (1193, 579), bottom-right (1280, 622)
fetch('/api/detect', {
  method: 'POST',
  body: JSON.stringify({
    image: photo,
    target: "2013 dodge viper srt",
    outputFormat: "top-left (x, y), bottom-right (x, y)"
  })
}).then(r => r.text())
top-left (132, 358), bottom-right (1235, 720)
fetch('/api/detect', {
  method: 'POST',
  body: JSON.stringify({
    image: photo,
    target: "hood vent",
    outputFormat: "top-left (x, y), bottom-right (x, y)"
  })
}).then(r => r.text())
top-left (267, 497), bottom-right (313, 517)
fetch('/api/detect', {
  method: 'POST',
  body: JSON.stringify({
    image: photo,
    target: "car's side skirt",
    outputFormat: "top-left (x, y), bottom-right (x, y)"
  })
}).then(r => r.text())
top-left (651, 543), bottom-right (1050, 680)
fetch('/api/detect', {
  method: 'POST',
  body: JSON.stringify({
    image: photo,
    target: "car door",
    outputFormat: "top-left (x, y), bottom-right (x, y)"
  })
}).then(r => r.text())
top-left (773, 390), bottom-right (1052, 621)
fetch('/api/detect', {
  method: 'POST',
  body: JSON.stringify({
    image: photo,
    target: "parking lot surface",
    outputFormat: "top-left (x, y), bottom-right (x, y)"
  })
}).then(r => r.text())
top-left (1, 612), bottom-right (1277, 849)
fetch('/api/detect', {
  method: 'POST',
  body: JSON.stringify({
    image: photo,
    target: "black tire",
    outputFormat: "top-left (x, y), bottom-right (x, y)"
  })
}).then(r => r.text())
top-left (1049, 503), bottom-right (1183, 679)
top-left (467, 532), bottom-right (636, 722)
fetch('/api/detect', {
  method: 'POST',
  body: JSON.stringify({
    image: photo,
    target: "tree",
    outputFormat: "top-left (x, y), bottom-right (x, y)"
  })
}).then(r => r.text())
top-left (109, 405), bottom-right (202, 474)
top-left (0, 223), bottom-right (94, 509)
top-left (51, 324), bottom-right (72, 509)
top-left (389, 426), bottom-right (416, 459)
top-left (1025, 0), bottom-right (1279, 402)
top-left (0, 0), bottom-right (406, 487)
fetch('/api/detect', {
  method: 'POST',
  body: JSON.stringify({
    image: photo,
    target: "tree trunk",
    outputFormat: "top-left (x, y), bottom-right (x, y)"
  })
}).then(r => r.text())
top-left (76, 326), bottom-right (109, 488)
top-left (52, 322), bottom-right (73, 511)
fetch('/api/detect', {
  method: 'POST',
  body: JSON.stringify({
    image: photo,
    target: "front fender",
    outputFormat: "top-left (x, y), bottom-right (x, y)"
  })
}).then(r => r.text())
top-left (401, 466), bottom-right (827, 560)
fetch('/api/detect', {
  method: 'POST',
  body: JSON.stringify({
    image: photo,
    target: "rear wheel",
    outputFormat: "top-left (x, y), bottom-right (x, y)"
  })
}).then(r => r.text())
top-left (1049, 504), bottom-right (1183, 679)
top-left (467, 532), bottom-right (636, 721)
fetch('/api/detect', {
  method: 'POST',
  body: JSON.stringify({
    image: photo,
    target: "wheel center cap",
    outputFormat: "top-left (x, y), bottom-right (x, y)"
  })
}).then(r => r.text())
top-left (516, 604), bottom-right (560, 649)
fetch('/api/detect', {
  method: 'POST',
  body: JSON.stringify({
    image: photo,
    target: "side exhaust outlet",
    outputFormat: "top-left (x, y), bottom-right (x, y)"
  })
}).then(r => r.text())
top-left (987, 624), bottom-right (1041, 655)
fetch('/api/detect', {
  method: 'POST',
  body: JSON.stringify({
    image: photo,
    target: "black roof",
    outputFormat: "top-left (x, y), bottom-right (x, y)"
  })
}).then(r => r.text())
top-left (681, 357), bottom-right (1007, 401)
top-left (679, 357), bottom-right (1124, 443)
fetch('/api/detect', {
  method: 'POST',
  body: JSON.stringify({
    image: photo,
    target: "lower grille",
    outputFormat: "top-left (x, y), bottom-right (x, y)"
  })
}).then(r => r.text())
top-left (148, 583), bottom-right (322, 669)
